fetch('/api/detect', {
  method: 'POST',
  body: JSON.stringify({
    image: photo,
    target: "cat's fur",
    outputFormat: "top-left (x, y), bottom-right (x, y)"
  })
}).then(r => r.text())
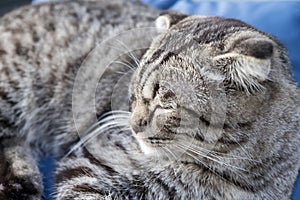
top-left (0, 0), bottom-right (299, 200)
top-left (0, 0), bottom-right (158, 199)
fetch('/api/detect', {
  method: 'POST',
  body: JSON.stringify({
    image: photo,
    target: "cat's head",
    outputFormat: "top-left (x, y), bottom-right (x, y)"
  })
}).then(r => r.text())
top-left (128, 13), bottom-right (298, 164)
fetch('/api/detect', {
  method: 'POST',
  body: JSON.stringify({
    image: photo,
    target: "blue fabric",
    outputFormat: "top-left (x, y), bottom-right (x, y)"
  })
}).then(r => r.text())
top-left (39, 157), bottom-right (55, 200)
top-left (142, 1), bottom-right (300, 199)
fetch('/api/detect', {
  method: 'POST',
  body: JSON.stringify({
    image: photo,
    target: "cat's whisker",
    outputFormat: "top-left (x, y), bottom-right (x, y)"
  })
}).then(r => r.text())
top-left (115, 71), bottom-right (130, 75)
top-left (102, 42), bottom-right (140, 73)
top-left (225, 133), bottom-right (255, 161)
top-left (162, 146), bottom-right (178, 162)
top-left (177, 143), bottom-right (256, 175)
top-left (185, 142), bottom-right (262, 164)
top-left (99, 110), bottom-right (131, 120)
top-left (65, 111), bottom-right (131, 158)
top-left (152, 146), bottom-right (160, 163)
top-left (113, 38), bottom-right (141, 68)
top-left (111, 60), bottom-right (135, 72)
top-left (100, 110), bottom-right (131, 115)
top-left (106, 40), bottom-right (140, 69)
top-left (183, 142), bottom-right (224, 160)
top-left (175, 144), bottom-right (211, 170)
top-left (98, 117), bottom-right (129, 126)
top-left (160, 147), bottom-right (170, 161)
top-left (179, 143), bottom-right (241, 170)
top-left (174, 144), bottom-right (244, 187)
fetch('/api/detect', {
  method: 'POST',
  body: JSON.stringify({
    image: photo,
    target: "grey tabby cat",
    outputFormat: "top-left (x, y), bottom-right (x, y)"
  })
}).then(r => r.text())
top-left (0, 0), bottom-right (299, 200)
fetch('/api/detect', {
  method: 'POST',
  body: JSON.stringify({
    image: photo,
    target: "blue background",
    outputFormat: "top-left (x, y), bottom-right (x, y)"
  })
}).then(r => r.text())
top-left (37, 0), bottom-right (300, 199)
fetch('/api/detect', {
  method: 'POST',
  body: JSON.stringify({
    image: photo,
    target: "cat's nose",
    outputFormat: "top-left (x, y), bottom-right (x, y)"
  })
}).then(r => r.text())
top-left (130, 118), bottom-right (147, 134)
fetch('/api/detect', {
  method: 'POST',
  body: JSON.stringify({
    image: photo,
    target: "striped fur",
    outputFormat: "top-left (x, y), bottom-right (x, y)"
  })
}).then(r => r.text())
top-left (57, 13), bottom-right (299, 200)
top-left (0, 0), bottom-right (158, 199)
top-left (0, 1), bottom-right (299, 200)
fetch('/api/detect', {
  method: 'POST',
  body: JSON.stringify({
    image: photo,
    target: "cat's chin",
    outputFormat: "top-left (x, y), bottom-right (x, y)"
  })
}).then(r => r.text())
top-left (136, 139), bottom-right (154, 155)
top-left (131, 130), bottom-right (155, 155)
top-left (133, 136), bottom-right (182, 162)
top-left (134, 136), bottom-right (169, 159)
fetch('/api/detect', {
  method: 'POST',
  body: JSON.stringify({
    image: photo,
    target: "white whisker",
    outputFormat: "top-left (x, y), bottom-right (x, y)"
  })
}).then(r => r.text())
top-left (111, 60), bottom-right (135, 72)
top-left (175, 144), bottom-right (239, 186)
top-left (175, 144), bottom-right (211, 169)
top-left (113, 39), bottom-right (141, 68)
top-left (225, 133), bottom-right (256, 161)
top-left (178, 143), bottom-right (256, 175)
top-left (162, 146), bottom-right (176, 162)
top-left (64, 111), bottom-right (131, 158)
top-left (185, 142), bottom-right (262, 164)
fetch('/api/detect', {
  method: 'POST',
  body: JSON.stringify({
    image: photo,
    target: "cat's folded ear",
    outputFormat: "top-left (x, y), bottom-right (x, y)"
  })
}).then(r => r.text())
top-left (213, 37), bottom-right (274, 91)
top-left (155, 12), bottom-right (188, 31)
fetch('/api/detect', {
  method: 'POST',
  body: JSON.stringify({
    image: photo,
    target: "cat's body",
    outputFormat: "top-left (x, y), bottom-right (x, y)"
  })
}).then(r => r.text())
top-left (0, 1), bottom-right (158, 199)
top-left (0, 0), bottom-right (299, 200)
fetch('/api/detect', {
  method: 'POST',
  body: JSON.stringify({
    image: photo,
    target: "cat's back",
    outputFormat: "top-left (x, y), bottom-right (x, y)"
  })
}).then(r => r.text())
top-left (0, 0), bottom-right (156, 98)
top-left (0, 0), bottom-right (158, 150)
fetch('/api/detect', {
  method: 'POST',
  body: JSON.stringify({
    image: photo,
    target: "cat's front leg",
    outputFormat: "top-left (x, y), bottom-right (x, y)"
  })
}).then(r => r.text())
top-left (55, 158), bottom-right (113, 200)
top-left (0, 138), bottom-right (43, 200)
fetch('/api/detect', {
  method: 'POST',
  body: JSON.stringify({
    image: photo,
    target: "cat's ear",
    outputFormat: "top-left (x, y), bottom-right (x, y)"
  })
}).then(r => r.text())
top-left (213, 38), bottom-right (274, 91)
top-left (155, 12), bottom-right (188, 31)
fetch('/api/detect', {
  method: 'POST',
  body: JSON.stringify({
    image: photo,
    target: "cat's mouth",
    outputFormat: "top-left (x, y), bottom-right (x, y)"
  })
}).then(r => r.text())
top-left (135, 134), bottom-right (173, 145)
top-left (137, 138), bottom-right (173, 155)
top-left (146, 137), bottom-right (172, 146)
top-left (132, 129), bottom-right (173, 143)
top-left (131, 129), bottom-right (175, 154)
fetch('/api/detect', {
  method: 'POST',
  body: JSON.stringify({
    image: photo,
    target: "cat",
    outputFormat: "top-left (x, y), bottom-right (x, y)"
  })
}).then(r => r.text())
top-left (0, 0), bottom-right (299, 200)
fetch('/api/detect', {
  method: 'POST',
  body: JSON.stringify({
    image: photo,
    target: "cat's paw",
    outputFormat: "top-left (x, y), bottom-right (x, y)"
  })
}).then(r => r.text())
top-left (0, 173), bottom-right (42, 200)
top-left (0, 144), bottom-right (43, 200)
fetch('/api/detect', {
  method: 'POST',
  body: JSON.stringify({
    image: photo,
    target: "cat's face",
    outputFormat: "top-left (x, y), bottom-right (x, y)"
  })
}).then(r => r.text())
top-left (129, 14), bottom-right (280, 161)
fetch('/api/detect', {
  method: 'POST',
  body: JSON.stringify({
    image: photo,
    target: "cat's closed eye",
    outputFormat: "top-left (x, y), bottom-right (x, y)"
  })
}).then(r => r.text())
top-left (157, 85), bottom-right (177, 109)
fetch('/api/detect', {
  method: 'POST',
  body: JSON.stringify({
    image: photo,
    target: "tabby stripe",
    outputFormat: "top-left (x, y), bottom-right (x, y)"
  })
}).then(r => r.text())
top-left (215, 170), bottom-right (262, 192)
top-left (136, 49), bottom-right (168, 88)
top-left (56, 176), bottom-right (102, 200)
top-left (182, 106), bottom-right (226, 129)
top-left (55, 166), bottom-right (95, 184)
top-left (139, 51), bottom-right (178, 97)
top-left (0, 117), bottom-right (15, 131)
top-left (0, 89), bottom-right (17, 107)
top-left (191, 17), bottom-right (252, 43)
top-left (0, 49), bottom-right (7, 56)
top-left (15, 42), bottom-right (29, 57)
top-left (114, 141), bottom-right (127, 153)
top-left (141, 51), bottom-right (178, 91)
top-left (156, 177), bottom-right (177, 199)
top-left (1, 66), bottom-right (20, 92)
top-left (216, 133), bottom-right (249, 154)
top-left (144, 49), bottom-right (165, 65)
top-left (72, 184), bottom-right (103, 195)
top-left (82, 148), bottom-right (119, 177)
top-left (12, 62), bottom-right (25, 77)
top-left (160, 126), bottom-right (178, 136)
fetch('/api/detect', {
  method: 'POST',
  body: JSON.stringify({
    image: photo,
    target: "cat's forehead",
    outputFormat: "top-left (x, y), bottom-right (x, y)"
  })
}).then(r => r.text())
top-left (132, 15), bottom-right (272, 96)
top-left (173, 16), bottom-right (254, 37)
top-left (155, 16), bottom-right (260, 54)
